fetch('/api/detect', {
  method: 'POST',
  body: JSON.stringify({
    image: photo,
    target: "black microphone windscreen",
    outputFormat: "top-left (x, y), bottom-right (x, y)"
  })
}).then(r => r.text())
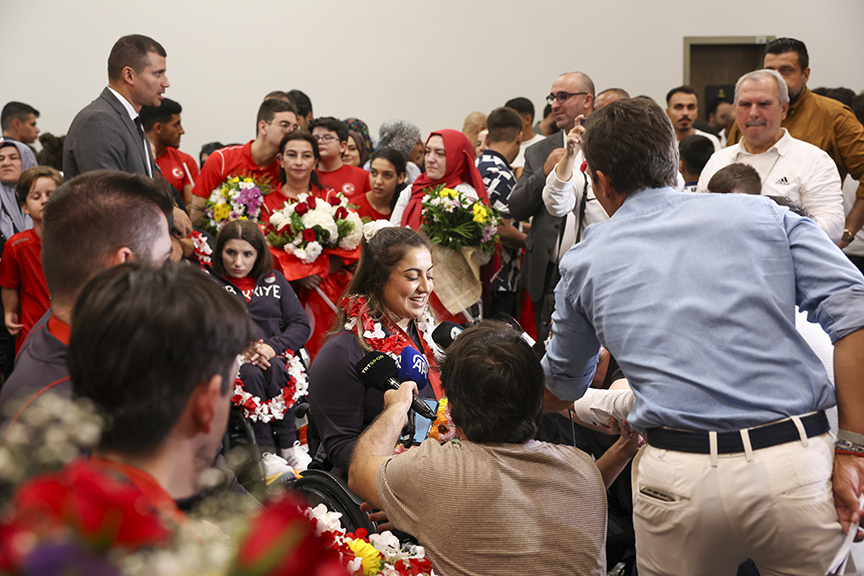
top-left (432, 321), bottom-right (465, 350)
top-left (355, 352), bottom-right (398, 391)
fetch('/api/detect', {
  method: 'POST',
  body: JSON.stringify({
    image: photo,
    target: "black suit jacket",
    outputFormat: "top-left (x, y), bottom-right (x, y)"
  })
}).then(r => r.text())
top-left (63, 87), bottom-right (157, 179)
top-left (508, 132), bottom-right (565, 302)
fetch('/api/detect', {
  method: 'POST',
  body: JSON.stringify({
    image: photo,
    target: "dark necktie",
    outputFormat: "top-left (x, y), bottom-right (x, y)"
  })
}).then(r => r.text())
top-left (133, 116), bottom-right (154, 178)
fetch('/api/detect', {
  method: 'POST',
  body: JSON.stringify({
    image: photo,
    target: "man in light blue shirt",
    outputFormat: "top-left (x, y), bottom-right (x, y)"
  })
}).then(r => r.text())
top-left (542, 97), bottom-right (864, 576)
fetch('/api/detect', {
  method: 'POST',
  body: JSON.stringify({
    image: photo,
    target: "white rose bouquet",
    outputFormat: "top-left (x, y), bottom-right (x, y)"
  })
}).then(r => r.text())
top-left (265, 192), bottom-right (363, 266)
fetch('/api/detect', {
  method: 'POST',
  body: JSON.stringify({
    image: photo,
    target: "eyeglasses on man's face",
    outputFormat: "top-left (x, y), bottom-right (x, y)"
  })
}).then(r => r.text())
top-left (546, 91), bottom-right (589, 105)
top-left (270, 120), bottom-right (299, 132)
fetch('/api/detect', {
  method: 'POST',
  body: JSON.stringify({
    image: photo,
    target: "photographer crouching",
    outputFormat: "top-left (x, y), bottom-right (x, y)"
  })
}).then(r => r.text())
top-left (348, 320), bottom-right (639, 576)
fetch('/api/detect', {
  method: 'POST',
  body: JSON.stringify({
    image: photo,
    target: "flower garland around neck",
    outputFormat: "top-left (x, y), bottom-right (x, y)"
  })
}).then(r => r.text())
top-left (231, 350), bottom-right (309, 422)
top-left (189, 230), bottom-right (213, 269)
top-left (341, 295), bottom-right (438, 360)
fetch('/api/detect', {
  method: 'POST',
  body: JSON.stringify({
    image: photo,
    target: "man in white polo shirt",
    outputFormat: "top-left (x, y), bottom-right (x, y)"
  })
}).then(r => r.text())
top-left (697, 69), bottom-right (844, 241)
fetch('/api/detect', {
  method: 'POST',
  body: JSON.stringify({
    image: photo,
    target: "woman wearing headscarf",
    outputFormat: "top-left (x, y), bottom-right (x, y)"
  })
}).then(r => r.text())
top-left (0, 139), bottom-right (36, 243)
top-left (391, 130), bottom-right (497, 323)
top-left (391, 129), bottom-right (488, 229)
top-left (343, 118), bottom-right (375, 162)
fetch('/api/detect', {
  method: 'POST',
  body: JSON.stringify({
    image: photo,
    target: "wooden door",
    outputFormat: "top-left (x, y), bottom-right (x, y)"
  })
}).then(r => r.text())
top-left (684, 37), bottom-right (773, 121)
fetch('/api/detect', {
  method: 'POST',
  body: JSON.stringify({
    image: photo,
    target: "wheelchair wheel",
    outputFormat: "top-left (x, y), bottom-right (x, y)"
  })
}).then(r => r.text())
top-left (290, 469), bottom-right (376, 534)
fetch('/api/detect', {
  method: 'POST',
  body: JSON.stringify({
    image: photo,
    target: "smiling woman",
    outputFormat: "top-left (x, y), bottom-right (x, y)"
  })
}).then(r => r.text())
top-left (308, 226), bottom-right (442, 477)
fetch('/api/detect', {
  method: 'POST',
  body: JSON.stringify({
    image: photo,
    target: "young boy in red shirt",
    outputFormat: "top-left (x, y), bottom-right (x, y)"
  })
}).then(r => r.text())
top-left (310, 117), bottom-right (370, 198)
top-left (0, 166), bottom-right (60, 351)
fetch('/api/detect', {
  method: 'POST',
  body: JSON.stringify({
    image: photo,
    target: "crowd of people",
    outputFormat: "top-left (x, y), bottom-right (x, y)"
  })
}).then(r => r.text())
top-left (0, 32), bottom-right (864, 576)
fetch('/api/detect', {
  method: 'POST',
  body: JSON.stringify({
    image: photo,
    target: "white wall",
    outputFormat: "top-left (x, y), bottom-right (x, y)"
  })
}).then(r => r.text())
top-left (3, 0), bottom-right (863, 162)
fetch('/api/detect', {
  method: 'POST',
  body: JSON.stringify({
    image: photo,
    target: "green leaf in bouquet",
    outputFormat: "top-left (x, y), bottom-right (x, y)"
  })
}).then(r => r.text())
top-left (266, 231), bottom-right (289, 249)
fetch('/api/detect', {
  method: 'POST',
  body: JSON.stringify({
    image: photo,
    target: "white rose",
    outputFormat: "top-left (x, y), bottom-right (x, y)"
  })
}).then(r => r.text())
top-left (305, 241), bottom-right (323, 262)
top-left (302, 209), bottom-right (339, 245)
top-left (339, 211), bottom-right (364, 250)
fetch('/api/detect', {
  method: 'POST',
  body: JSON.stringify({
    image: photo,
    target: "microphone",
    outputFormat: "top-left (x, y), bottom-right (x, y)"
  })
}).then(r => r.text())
top-left (431, 321), bottom-right (465, 351)
top-left (355, 352), bottom-right (437, 420)
top-left (397, 345), bottom-right (429, 391)
top-left (491, 312), bottom-right (537, 347)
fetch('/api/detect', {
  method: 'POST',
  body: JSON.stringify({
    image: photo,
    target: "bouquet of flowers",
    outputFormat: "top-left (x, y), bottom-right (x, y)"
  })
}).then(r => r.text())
top-left (419, 185), bottom-right (501, 255)
top-left (265, 192), bottom-right (363, 265)
top-left (201, 175), bottom-right (270, 234)
top-left (302, 504), bottom-right (435, 576)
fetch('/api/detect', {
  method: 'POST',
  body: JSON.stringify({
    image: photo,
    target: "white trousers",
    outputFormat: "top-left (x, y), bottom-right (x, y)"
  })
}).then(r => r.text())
top-left (633, 432), bottom-right (845, 576)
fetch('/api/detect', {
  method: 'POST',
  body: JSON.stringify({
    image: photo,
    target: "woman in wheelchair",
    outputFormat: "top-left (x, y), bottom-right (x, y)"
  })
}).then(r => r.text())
top-left (210, 220), bottom-right (313, 477)
top-left (308, 223), bottom-right (442, 479)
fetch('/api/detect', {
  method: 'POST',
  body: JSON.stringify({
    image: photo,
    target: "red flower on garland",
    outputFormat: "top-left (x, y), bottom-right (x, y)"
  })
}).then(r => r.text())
top-left (376, 335), bottom-right (402, 355)
top-left (328, 196), bottom-right (342, 207)
top-left (307, 196), bottom-right (317, 209)
top-left (334, 207), bottom-right (348, 220)
top-left (302, 229), bottom-right (317, 243)
top-left (233, 495), bottom-right (348, 576)
top-left (294, 202), bottom-right (309, 216)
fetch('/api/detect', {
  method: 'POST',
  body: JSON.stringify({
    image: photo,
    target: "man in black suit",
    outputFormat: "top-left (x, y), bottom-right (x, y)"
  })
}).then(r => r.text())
top-left (509, 72), bottom-right (595, 346)
top-left (64, 35), bottom-right (190, 247)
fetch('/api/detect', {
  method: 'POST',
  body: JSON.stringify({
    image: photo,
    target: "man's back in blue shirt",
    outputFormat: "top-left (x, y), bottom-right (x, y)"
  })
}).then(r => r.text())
top-left (542, 187), bottom-right (864, 431)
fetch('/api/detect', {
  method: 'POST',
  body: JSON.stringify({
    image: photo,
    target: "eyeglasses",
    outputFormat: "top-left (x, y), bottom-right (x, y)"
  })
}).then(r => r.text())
top-left (314, 134), bottom-right (338, 143)
top-left (270, 120), bottom-right (299, 132)
top-left (546, 91), bottom-right (589, 104)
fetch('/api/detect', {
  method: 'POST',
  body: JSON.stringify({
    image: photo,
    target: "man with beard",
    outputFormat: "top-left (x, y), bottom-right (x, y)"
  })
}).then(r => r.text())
top-left (665, 86), bottom-right (720, 151)
top-left (727, 37), bottom-right (864, 249)
top-left (698, 69), bottom-right (843, 241)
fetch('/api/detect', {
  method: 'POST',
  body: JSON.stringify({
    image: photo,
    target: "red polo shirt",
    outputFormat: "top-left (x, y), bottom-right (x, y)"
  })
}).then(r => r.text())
top-left (353, 192), bottom-right (390, 222)
top-left (0, 229), bottom-right (50, 352)
top-left (156, 146), bottom-right (199, 193)
top-left (316, 164), bottom-right (370, 198)
top-left (192, 141), bottom-right (280, 200)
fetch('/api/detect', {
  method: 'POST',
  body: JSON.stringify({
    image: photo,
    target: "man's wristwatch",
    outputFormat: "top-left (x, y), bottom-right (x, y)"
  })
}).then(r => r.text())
top-left (842, 229), bottom-right (855, 243)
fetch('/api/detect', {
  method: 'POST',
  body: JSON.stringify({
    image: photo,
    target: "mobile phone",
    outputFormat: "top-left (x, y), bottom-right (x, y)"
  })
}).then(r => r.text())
top-left (412, 398), bottom-right (439, 445)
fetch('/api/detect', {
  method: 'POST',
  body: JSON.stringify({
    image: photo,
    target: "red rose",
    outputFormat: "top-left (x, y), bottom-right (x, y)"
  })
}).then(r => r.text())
top-left (334, 207), bottom-right (348, 220)
top-left (233, 495), bottom-right (348, 576)
top-left (302, 229), bottom-right (316, 243)
top-left (328, 196), bottom-right (342, 206)
top-left (307, 196), bottom-right (317, 209)
top-left (294, 202), bottom-right (309, 216)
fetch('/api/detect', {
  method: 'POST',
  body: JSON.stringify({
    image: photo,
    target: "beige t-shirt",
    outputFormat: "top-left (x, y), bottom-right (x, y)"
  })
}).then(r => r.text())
top-left (376, 438), bottom-right (607, 576)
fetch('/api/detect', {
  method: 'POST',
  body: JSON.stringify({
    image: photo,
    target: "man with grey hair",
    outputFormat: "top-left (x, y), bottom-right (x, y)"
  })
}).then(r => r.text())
top-left (727, 38), bottom-right (864, 251)
top-left (378, 119), bottom-right (422, 183)
top-left (697, 69), bottom-right (844, 241)
top-left (543, 96), bottom-right (864, 576)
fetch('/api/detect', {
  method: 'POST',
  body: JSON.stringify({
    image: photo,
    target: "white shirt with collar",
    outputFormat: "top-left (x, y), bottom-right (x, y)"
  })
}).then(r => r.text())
top-left (697, 128), bottom-right (844, 242)
top-left (106, 86), bottom-right (153, 178)
top-left (540, 131), bottom-right (610, 261)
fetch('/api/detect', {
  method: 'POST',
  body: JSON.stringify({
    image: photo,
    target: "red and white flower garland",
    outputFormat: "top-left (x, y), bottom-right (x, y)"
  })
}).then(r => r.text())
top-left (341, 295), bottom-right (438, 361)
top-left (231, 351), bottom-right (309, 422)
top-left (189, 230), bottom-right (213, 268)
